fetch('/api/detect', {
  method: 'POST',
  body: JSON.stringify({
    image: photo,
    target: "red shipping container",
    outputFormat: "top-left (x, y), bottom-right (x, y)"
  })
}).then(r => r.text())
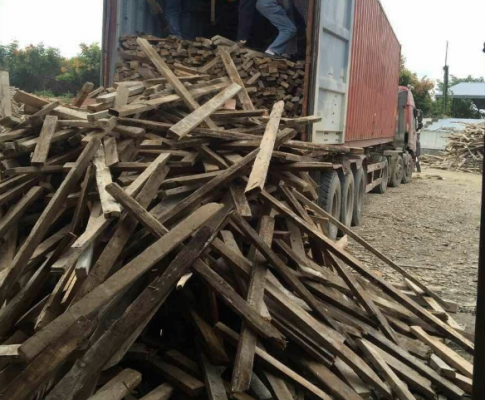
top-left (345, 0), bottom-right (401, 146)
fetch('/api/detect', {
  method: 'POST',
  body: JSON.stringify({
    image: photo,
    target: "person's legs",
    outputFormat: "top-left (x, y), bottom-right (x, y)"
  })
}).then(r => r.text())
top-left (238, 0), bottom-right (258, 42)
top-left (181, 0), bottom-right (196, 40)
top-left (256, 0), bottom-right (297, 55)
top-left (164, 0), bottom-right (183, 38)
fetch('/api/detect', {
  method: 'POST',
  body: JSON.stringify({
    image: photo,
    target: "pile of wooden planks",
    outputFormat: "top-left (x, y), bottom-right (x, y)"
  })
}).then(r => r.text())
top-left (0, 39), bottom-right (474, 400)
top-left (116, 35), bottom-right (306, 118)
top-left (421, 122), bottom-right (484, 173)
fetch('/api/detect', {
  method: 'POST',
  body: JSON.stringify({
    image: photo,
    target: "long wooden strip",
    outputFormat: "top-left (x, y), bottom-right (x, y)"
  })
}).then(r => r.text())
top-left (31, 115), bottom-right (58, 165)
top-left (0, 186), bottom-right (43, 239)
top-left (219, 48), bottom-right (255, 111)
top-left (137, 37), bottom-right (219, 130)
top-left (216, 323), bottom-right (332, 400)
top-left (89, 369), bottom-right (141, 400)
top-left (358, 338), bottom-right (416, 400)
top-left (0, 138), bottom-right (101, 307)
top-left (245, 101), bottom-right (284, 194)
top-left (291, 188), bottom-right (451, 312)
top-left (156, 149), bottom-right (258, 225)
top-left (410, 326), bottom-right (473, 378)
top-left (47, 226), bottom-right (218, 400)
top-left (93, 145), bottom-right (122, 217)
top-left (73, 164), bottom-right (169, 302)
top-left (263, 190), bottom-right (475, 353)
top-left (231, 214), bottom-right (275, 392)
top-left (72, 82), bottom-right (94, 107)
top-left (199, 349), bottom-right (229, 400)
top-left (169, 83), bottom-right (242, 139)
top-left (19, 203), bottom-right (223, 362)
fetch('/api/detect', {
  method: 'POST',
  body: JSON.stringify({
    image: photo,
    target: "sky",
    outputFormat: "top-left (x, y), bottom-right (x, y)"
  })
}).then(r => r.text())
top-left (380, 0), bottom-right (485, 82)
top-left (0, 0), bottom-right (484, 84)
top-left (0, 0), bottom-right (103, 58)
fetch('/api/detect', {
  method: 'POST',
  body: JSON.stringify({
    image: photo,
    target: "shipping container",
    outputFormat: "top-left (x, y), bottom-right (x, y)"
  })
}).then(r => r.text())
top-left (102, 0), bottom-right (401, 148)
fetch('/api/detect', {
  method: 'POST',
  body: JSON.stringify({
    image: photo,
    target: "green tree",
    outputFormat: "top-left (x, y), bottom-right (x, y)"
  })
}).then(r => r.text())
top-left (57, 43), bottom-right (101, 93)
top-left (0, 42), bottom-right (101, 97)
top-left (0, 42), bottom-right (64, 93)
top-left (434, 75), bottom-right (484, 119)
top-left (399, 56), bottom-right (434, 116)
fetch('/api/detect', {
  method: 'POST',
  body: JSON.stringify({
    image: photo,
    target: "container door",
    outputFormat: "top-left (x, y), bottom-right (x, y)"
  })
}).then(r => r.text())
top-left (310, 0), bottom-right (355, 144)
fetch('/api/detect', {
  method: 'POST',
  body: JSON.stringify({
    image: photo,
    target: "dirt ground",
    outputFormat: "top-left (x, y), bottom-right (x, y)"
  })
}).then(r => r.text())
top-left (347, 167), bottom-right (482, 336)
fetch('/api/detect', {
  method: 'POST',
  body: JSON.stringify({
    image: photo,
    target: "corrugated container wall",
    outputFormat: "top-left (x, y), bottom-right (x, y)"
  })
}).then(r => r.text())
top-left (345, 0), bottom-right (401, 144)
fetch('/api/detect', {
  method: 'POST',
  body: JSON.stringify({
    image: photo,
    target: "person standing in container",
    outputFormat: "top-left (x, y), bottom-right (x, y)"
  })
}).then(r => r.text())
top-left (256, 0), bottom-right (297, 56)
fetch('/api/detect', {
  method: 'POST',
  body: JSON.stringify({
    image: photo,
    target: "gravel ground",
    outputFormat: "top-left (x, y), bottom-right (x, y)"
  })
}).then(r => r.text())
top-left (347, 167), bottom-right (482, 336)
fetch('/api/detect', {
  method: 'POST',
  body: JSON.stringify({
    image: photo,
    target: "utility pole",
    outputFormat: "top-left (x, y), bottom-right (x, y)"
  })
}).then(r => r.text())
top-left (443, 41), bottom-right (449, 115)
top-left (472, 41), bottom-right (485, 400)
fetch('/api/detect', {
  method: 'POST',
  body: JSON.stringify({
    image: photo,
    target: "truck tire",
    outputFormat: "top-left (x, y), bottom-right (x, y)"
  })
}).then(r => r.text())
top-left (317, 171), bottom-right (341, 240)
top-left (402, 153), bottom-right (413, 184)
top-left (389, 155), bottom-right (403, 187)
top-left (352, 167), bottom-right (366, 226)
top-left (372, 159), bottom-right (388, 194)
top-left (339, 172), bottom-right (354, 231)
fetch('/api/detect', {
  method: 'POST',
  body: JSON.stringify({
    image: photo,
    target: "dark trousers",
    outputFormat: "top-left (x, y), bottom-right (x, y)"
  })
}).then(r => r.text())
top-left (165, 0), bottom-right (196, 40)
top-left (238, 0), bottom-right (257, 41)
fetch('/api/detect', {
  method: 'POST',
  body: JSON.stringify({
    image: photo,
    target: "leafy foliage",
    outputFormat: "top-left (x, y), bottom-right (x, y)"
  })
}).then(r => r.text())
top-left (0, 42), bottom-right (100, 97)
top-left (399, 56), bottom-right (434, 116)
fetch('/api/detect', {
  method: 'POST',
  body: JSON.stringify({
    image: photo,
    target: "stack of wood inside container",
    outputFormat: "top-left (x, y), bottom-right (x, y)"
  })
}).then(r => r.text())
top-left (0, 37), bottom-right (474, 400)
top-left (116, 35), bottom-right (306, 118)
top-left (420, 122), bottom-right (484, 173)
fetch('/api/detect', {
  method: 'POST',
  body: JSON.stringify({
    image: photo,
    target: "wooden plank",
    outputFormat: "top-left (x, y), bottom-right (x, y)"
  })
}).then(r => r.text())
top-left (72, 82), bottom-right (94, 107)
top-left (365, 328), bottom-right (465, 399)
top-left (370, 340), bottom-right (436, 399)
top-left (199, 349), bottom-right (229, 400)
top-left (245, 101), bottom-right (284, 194)
top-left (197, 144), bottom-right (230, 169)
top-left (296, 356), bottom-right (365, 400)
top-left (169, 83), bottom-right (241, 139)
top-left (17, 101), bottom-right (60, 130)
top-left (0, 139), bottom-right (101, 307)
top-left (113, 83), bottom-right (130, 108)
top-left (410, 326), bottom-right (473, 378)
top-left (93, 144), bottom-right (122, 217)
top-left (88, 369), bottom-right (142, 400)
top-left (1, 316), bottom-right (96, 400)
top-left (193, 261), bottom-right (286, 349)
top-left (0, 186), bottom-right (43, 239)
top-left (103, 135), bottom-right (119, 167)
top-left (430, 354), bottom-right (456, 378)
top-left (219, 48), bottom-right (255, 111)
top-left (357, 338), bottom-right (416, 400)
top-left (136, 38), bottom-right (219, 130)
top-left (140, 383), bottom-right (175, 400)
top-left (149, 357), bottom-right (205, 397)
top-left (333, 358), bottom-right (372, 399)
top-left (0, 344), bottom-right (20, 362)
top-left (325, 250), bottom-right (399, 344)
top-left (189, 308), bottom-right (230, 365)
top-left (0, 71), bottom-right (12, 117)
top-left (156, 149), bottom-right (258, 225)
top-left (216, 323), bottom-right (333, 400)
top-left (73, 164), bottom-right (169, 302)
top-left (231, 214), bottom-right (275, 392)
top-left (20, 203), bottom-right (223, 363)
top-left (281, 189), bottom-right (475, 353)
top-left (31, 115), bottom-right (58, 165)
top-left (229, 183), bottom-right (252, 218)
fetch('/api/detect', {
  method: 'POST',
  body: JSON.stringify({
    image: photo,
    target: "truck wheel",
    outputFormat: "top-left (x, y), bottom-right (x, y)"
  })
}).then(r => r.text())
top-left (372, 159), bottom-right (388, 194)
top-left (339, 172), bottom-right (354, 232)
top-left (389, 155), bottom-right (403, 187)
top-left (402, 153), bottom-right (413, 184)
top-left (317, 171), bottom-right (341, 240)
top-left (352, 168), bottom-right (366, 226)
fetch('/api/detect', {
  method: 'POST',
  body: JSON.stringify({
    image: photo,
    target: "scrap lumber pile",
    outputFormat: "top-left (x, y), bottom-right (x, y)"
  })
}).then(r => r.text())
top-left (116, 35), bottom-right (306, 117)
top-left (420, 122), bottom-right (484, 173)
top-left (0, 38), bottom-right (474, 400)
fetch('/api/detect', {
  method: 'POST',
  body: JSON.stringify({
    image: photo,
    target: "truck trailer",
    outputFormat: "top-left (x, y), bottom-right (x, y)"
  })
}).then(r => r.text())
top-left (102, 0), bottom-right (422, 239)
